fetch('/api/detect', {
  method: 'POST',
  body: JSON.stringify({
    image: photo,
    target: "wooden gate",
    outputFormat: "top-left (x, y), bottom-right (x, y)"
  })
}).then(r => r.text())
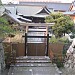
top-left (24, 33), bottom-right (50, 56)
top-left (3, 31), bottom-right (50, 56)
top-left (27, 43), bottom-right (46, 56)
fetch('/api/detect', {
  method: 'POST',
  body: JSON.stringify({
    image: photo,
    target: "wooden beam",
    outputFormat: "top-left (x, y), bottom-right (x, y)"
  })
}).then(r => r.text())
top-left (22, 36), bottom-right (51, 38)
top-left (20, 23), bottom-right (54, 27)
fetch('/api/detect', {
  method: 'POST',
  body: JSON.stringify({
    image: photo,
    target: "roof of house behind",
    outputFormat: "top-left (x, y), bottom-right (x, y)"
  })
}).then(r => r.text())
top-left (4, 4), bottom-right (50, 17)
top-left (16, 0), bottom-right (61, 3)
top-left (19, 2), bottom-right (72, 11)
top-left (3, 12), bottom-right (32, 24)
top-left (63, 11), bottom-right (75, 15)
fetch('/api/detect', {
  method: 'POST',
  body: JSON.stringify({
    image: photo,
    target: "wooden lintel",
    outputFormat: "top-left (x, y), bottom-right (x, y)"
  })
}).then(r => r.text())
top-left (20, 23), bottom-right (54, 27)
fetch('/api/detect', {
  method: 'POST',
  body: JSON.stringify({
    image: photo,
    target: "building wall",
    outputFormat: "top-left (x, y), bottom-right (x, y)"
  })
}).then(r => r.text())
top-left (70, 15), bottom-right (75, 23)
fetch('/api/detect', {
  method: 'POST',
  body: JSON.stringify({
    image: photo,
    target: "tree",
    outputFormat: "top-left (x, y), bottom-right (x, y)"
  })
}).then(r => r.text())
top-left (0, 17), bottom-right (14, 38)
top-left (0, 0), bottom-right (2, 5)
top-left (45, 12), bottom-right (74, 38)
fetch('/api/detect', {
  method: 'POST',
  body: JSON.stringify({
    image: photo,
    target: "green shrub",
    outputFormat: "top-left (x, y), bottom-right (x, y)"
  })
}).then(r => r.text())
top-left (49, 36), bottom-right (59, 43)
top-left (56, 58), bottom-right (64, 68)
top-left (59, 37), bottom-right (69, 44)
top-left (49, 36), bottom-right (69, 44)
top-left (52, 56), bottom-right (64, 68)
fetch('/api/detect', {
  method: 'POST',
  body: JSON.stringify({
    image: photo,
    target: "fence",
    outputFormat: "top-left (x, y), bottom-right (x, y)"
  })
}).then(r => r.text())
top-left (3, 42), bottom-right (64, 57)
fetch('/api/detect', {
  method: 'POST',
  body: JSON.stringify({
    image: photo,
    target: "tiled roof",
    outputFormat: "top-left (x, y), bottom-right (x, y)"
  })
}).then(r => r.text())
top-left (17, 5), bottom-right (45, 16)
top-left (19, 2), bottom-right (71, 11)
top-left (63, 11), bottom-right (75, 15)
top-left (3, 12), bottom-right (32, 24)
top-left (4, 4), bottom-right (50, 17)
top-left (16, 0), bottom-right (61, 2)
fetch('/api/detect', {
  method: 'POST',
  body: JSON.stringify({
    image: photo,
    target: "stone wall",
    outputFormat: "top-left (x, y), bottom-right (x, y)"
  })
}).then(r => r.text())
top-left (64, 39), bottom-right (75, 74)
top-left (0, 39), bottom-right (5, 73)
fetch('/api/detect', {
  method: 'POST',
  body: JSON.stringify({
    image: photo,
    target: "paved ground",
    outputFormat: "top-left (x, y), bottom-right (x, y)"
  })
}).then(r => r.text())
top-left (0, 68), bottom-right (9, 75)
top-left (60, 67), bottom-right (75, 75)
top-left (8, 56), bottom-right (61, 75)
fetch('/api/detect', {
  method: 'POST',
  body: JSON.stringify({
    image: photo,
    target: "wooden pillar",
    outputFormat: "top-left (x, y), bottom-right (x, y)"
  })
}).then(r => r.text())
top-left (25, 33), bottom-right (27, 56)
top-left (46, 26), bottom-right (48, 36)
top-left (46, 34), bottom-right (49, 56)
top-left (26, 26), bottom-right (28, 33)
top-left (25, 26), bottom-right (28, 56)
top-left (46, 25), bottom-right (49, 56)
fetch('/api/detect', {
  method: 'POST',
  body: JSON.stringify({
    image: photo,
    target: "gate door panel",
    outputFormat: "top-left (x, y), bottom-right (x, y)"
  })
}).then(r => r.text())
top-left (27, 43), bottom-right (36, 56)
top-left (37, 43), bottom-right (46, 56)
top-left (27, 43), bottom-right (46, 56)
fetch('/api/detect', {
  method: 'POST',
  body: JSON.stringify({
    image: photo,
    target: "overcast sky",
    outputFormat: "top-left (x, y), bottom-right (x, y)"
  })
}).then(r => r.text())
top-left (1, 0), bottom-right (75, 4)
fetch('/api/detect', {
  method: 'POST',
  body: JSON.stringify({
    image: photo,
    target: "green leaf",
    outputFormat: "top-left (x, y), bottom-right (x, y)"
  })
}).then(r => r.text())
top-left (45, 12), bottom-right (74, 38)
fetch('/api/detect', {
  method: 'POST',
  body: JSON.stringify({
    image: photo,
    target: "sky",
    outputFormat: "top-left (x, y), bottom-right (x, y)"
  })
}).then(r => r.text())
top-left (1, 0), bottom-right (75, 4)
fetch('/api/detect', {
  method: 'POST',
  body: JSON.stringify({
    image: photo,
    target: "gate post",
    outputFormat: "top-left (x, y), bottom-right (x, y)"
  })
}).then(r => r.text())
top-left (25, 33), bottom-right (27, 56)
top-left (46, 34), bottom-right (49, 56)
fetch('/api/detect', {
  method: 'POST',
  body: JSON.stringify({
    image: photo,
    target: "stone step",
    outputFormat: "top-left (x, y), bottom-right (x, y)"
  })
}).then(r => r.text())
top-left (14, 56), bottom-right (51, 63)
top-left (16, 58), bottom-right (50, 60)
top-left (11, 56), bottom-right (52, 67)
top-left (16, 56), bottom-right (50, 60)
top-left (9, 56), bottom-right (61, 75)
top-left (11, 63), bottom-right (54, 67)
top-left (15, 59), bottom-right (51, 63)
